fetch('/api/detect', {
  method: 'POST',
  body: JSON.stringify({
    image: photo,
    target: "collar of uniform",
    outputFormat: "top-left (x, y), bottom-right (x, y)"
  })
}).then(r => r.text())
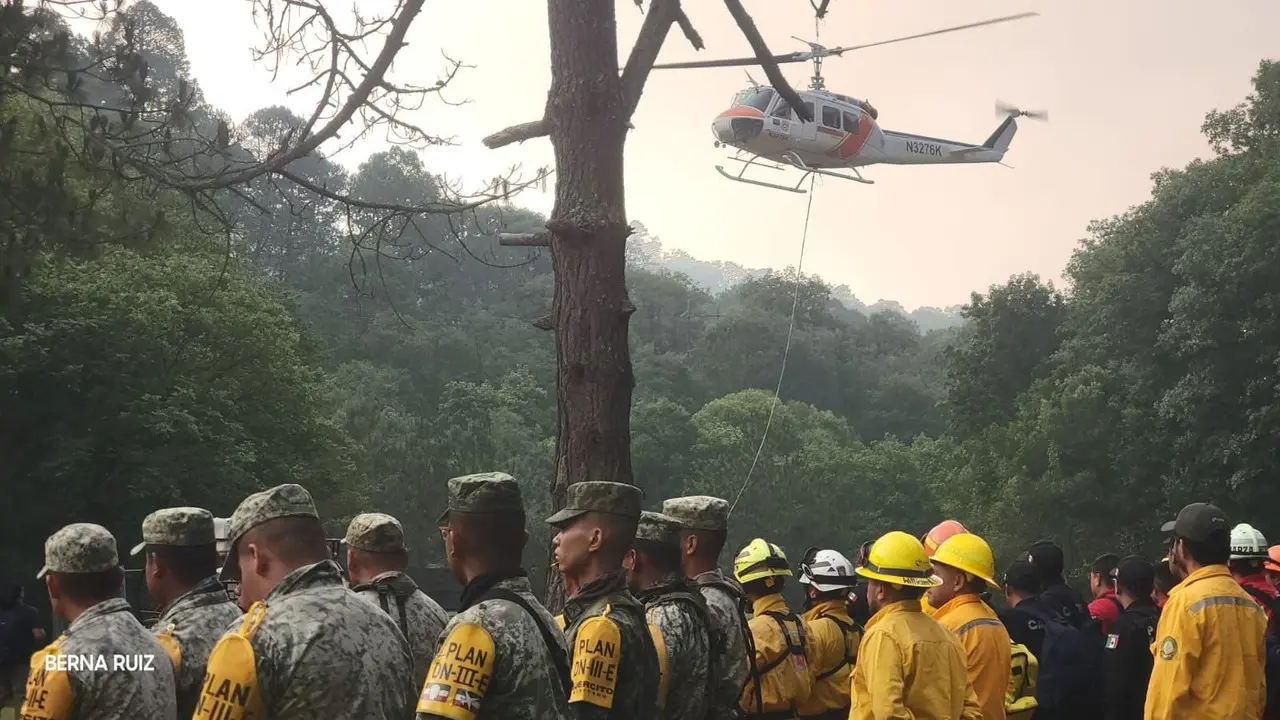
top-left (1097, 588), bottom-right (1117, 600)
top-left (67, 597), bottom-right (132, 634)
top-left (366, 569), bottom-right (416, 587)
top-left (1169, 564), bottom-right (1232, 598)
top-left (801, 597), bottom-right (847, 621)
top-left (751, 592), bottom-right (788, 616)
top-left (865, 597), bottom-right (920, 630)
top-left (693, 568), bottom-right (727, 583)
top-left (931, 592), bottom-right (982, 620)
top-left (156, 574), bottom-right (229, 621)
top-left (264, 559), bottom-right (343, 603)
top-left (635, 572), bottom-right (685, 602)
top-left (563, 568), bottom-right (629, 625)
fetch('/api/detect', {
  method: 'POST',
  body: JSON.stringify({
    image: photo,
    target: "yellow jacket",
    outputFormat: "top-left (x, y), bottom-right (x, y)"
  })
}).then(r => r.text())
top-left (738, 593), bottom-right (813, 714)
top-left (797, 599), bottom-right (860, 716)
top-left (1144, 564), bottom-right (1268, 720)
top-left (932, 593), bottom-right (1012, 720)
top-left (849, 599), bottom-right (982, 720)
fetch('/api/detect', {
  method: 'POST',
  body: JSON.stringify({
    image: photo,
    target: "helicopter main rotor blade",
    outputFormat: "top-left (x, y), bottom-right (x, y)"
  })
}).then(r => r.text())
top-left (823, 12), bottom-right (1038, 57)
top-left (653, 52), bottom-right (812, 70)
top-left (651, 11), bottom-right (1037, 71)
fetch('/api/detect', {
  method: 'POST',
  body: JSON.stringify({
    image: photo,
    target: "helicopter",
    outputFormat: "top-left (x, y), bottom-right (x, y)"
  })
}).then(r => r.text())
top-left (652, 12), bottom-right (1047, 193)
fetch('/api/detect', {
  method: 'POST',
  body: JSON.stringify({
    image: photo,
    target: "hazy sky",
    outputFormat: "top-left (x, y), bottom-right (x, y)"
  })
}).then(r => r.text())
top-left (149, 0), bottom-right (1278, 309)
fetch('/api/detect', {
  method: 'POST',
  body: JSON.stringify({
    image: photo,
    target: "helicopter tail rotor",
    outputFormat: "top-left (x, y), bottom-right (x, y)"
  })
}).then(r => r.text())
top-left (996, 101), bottom-right (1047, 120)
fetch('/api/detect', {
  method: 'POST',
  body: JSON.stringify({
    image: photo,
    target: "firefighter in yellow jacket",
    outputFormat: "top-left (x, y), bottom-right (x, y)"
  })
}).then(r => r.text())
top-left (850, 531), bottom-right (982, 720)
top-left (920, 520), bottom-right (968, 616)
top-left (733, 539), bottom-right (812, 719)
top-left (928, 532), bottom-right (1012, 720)
top-left (1145, 502), bottom-right (1267, 720)
top-left (795, 548), bottom-right (860, 720)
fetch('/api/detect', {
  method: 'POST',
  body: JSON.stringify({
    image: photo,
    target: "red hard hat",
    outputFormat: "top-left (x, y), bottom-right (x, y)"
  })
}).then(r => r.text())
top-left (923, 520), bottom-right (968, 555)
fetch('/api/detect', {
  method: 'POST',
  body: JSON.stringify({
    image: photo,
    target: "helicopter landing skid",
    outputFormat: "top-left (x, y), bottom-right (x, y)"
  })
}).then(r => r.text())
top-left (715, 153), bottom-right (874, 193)
top-left (715, 155), bottom-right (811, 194)
top-left (781, 151), bottom-right (875, 185)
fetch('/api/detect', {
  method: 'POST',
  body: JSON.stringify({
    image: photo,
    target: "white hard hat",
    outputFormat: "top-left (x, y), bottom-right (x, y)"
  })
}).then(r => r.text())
top-left (799, 548), bottom-right (856, 592)
top-left (1230, 523), bottom-right (1268, 560)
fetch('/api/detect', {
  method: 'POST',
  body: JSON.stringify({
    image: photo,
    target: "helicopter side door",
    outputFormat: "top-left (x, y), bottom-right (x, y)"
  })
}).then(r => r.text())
top-left (811, 102), bottom-right (846, 155)
top-left (766, 98), bottom-right (816, 142)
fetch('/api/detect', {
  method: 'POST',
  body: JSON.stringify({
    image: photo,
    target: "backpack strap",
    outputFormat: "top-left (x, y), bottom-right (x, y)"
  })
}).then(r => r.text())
top-left (813, 615), bottom-right (858, 680)
top-left (756, 611), bottom-right (807, 675)
top-left (479, 587), bottom-right (571, 695)
top-left (352, 575), bottom-right (415, 632)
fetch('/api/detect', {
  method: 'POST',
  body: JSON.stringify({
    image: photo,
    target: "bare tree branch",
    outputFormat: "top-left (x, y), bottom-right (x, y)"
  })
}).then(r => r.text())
top-left (482, 119), bottom-right (549, 150)
top-left (484, 0), bottom-right (703, 150)
top-left (498, 231), bottom-right (552, 247)
top-left (674, 7), bottom-right (705, 50)
top-left (722, 0), bottom-right (811, 122)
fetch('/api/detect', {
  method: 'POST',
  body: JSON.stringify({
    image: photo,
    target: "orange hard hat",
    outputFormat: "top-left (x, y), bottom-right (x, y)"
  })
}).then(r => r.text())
top-left (922, 520), bottom-right (968, 555)
top-left (1266, 545), bottom-right (1280, 573)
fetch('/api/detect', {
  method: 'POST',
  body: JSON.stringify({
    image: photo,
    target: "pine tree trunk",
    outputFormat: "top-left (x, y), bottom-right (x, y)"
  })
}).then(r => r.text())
top-left (541, 0), bottom-right (636, 613)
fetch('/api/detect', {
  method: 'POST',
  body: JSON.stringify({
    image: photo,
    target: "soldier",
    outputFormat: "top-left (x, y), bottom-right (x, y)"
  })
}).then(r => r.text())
top-left (548, 481), bottom-right (660, 720)
top-left (131, 506), bottom-right (242, 719)
top-left (344, 512), bottom-right (449, 692)
top-left (625, 511), bottom-right (714, 720)
top-left (21, 523), bottom-right (177, 720)
top-left (417, 472), bottom-right (571, 720)
top-left (662, 495), bottom-right (751, 720)
top-left (195, 483), bottom-right (416, 720)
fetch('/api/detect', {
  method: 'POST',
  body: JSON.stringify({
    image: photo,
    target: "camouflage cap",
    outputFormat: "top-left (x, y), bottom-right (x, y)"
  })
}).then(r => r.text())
top-left (218, 483), bottom-right (319, 582)
top-left (437, 472), bottom-right (525, 524)
top-left (546, 481), bottom-right (643, 526)
top-left (37, 523), bottom-right (120, 579)
top-left (343, 513), bottom-right (407, 553)
top-left (662, 495), bottom-right (730, 532)
top-left (129, 507), bottom-right (217, 556)
top-left (635, 511), bottom-right (683, 547)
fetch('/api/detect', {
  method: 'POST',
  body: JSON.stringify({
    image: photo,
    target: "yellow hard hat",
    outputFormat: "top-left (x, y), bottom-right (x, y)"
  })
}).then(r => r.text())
top-left (930, 532), bottom-right (1000, 590)
top-left (734, 538), bottom-right (792, 584)
top-left (856, 531), bottom-right (941, 588)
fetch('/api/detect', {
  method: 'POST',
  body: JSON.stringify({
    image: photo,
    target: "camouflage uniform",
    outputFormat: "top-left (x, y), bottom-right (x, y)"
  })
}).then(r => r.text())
top-left (345, 513), bottom-right (449, 692)
top-left (196, 483), bottom-right (416, 720)
top-left (130, 506), bottom-right (242, 719)
top-left (549, 482), bottom-right (660, 720)
top-left (22, 523), bottom-right (177, 720)
top-left (417, 472), bottom-right (572, 720)
top-left (663, 496), bottom-right (752, 720)
top-left (633, 511), bottom-right (714, 720)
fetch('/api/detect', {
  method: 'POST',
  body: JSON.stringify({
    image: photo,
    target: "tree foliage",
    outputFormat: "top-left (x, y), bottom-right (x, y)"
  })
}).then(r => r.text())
top-left (3, 1), bottom-right (1279, 596)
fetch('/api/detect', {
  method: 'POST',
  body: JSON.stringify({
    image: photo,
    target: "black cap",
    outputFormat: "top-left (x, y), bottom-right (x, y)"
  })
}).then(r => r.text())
top-left (1112, 555), bottom-right (1155, 597)
top-left (1003, 559), bottom-right (1042, 594)
top-left (1027, 540), bottom-right (1065, 578)
top-left (1160, 502), bottom-right (1228, 543)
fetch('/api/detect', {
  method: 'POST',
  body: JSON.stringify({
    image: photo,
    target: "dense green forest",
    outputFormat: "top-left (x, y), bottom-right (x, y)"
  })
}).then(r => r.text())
top-left (3, 2), bottom-right (1279, 594)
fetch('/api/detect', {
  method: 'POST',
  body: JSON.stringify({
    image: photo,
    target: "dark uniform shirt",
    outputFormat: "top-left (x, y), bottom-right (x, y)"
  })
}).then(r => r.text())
top-left (562, 570), bottom-right (660, 720)
top-left (1102, 600), bottom-right (1160, 720)
top-left (1040, 582), bottom-right (1088, 628)
top-left (997, 597), bottom-right (1051, 660)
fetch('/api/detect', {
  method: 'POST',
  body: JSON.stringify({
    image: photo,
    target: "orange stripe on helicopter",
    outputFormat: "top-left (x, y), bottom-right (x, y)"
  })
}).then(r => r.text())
top-left (715, 106), bottom-right (765, 120)
top-left (833, 113), bottom-right (875, 159)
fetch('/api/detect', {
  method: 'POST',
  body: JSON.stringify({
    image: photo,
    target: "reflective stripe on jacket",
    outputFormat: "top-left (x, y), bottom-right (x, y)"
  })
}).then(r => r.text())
top-left (933, 593), bottom-right (1012, 720)
top-left (1143, 564), bottom-right (1267, 720)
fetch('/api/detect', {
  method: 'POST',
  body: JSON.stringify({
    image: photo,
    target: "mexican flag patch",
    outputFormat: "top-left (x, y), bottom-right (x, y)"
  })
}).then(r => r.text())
top-left (1105, 633), bottom-right (1120, 649)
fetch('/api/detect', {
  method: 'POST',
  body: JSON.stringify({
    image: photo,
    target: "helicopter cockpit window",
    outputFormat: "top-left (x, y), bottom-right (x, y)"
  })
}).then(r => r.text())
top-left (843, 112), bottom-right (859, 132)
top-left (734, 87), bottom-right (776, 112)
top-left (821, 106), bottom-right (841, 129)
